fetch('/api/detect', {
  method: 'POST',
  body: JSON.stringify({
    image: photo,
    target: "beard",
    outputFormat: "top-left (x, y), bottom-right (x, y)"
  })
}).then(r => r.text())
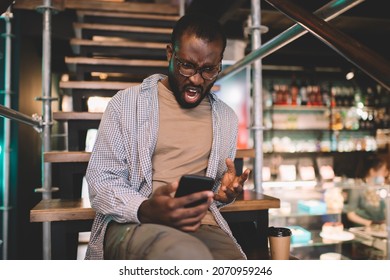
top-left (167, 74), bottom-right (215, 109)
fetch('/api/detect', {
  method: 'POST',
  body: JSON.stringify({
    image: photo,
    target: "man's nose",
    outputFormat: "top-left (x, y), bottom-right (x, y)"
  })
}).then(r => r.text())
top-left (189, 71), bottom-right (204, 85)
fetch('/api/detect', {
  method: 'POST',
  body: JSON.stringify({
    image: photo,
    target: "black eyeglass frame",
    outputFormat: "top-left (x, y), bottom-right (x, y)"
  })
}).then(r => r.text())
top-left (174, 53), bottom-right (222, 81)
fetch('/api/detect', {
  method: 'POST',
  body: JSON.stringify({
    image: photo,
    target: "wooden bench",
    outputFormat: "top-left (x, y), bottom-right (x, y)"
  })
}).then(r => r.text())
top-left (31, 190), bottom-right (280, 260)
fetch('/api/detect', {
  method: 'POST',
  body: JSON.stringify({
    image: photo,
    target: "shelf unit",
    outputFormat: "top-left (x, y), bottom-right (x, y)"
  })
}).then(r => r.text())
top-left (263, 185), bottom-right (388, 260)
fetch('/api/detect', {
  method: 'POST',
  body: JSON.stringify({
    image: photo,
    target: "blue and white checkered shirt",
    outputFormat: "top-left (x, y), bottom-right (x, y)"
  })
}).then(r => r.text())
top-left (85, 74), bottom-right (245, 259)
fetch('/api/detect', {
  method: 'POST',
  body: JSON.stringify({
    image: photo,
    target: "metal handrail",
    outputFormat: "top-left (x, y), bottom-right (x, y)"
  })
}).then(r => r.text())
top-left (266, 0), bottom-right (390, 92)
top-left (0, 104), bottom-right (42, 132)
top-left (217, 0), bottom-right (365, 82)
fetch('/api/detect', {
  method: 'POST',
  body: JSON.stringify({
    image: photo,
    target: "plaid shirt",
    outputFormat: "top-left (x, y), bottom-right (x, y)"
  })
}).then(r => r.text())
top-left (85, 74), bottom-right (245, 259)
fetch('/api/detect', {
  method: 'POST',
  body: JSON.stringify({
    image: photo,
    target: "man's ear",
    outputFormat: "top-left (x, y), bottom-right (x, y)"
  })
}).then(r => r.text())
top-left (166, 44), bottom-right (173, 61)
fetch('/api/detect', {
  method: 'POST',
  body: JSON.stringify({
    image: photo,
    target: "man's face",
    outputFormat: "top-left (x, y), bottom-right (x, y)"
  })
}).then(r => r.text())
top-left (166, 33), bottom-right (223, 109)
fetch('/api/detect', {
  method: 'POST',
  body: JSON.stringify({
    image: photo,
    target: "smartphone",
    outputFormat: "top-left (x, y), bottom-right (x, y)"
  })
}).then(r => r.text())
top-left (174, 174), bottom-right (215, 208)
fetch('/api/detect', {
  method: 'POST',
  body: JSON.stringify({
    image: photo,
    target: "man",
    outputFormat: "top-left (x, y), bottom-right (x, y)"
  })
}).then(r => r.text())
top-left (85, 13), bottom-right (251, 260)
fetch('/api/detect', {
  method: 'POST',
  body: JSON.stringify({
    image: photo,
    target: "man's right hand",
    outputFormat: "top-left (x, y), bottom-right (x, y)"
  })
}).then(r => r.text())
top-left (137, 182), bottom-right (213, 232)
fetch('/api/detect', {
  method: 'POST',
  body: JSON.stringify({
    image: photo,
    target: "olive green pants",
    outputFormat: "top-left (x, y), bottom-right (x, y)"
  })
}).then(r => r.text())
top-left (104, 222), bottom-right (245, 260)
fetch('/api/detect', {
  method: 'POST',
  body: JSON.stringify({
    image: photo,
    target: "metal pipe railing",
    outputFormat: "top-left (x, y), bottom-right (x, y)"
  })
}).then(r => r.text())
top-left (217, 0), bottom-right (365, 82)
top-left (36, 0), bottom-right (55, 260)
top-left (250, 0), bottom-right (264, 193)
top-left (266, 0), bottom-right (390, 92)
top-left (0, 105), bottom-right (42, 131)
top-left (1, 6), bottom-right (12, 260)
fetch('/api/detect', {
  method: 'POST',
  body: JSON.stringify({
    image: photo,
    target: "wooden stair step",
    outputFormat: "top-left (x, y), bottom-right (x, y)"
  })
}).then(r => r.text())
top-left (70, 38), bottom-right (166, 59)
top-left (14, 0), bottom-right (179, 15)
top-left (30, 198), bottom-right (95, 223)
top-left (60, 81), bottom-right (139, 112)
top-left (53, 113), bottom-right (103, 151)
top-left (44, 151), bottom-right (91, 163)
top-left (65, 57), bottom-right (168, 67)
top-left (77, 10), bottom-right (180, 28)
top-left (60, 80), bottom-right (138, 90)
top-left (53, 111), bottom-right (103, 121)
top-left (65, 57), bottom-right (168, 77)
top-left (73, 22), bottom-right (172, 42)
top-left (66, 0), bottom-right (179, 15)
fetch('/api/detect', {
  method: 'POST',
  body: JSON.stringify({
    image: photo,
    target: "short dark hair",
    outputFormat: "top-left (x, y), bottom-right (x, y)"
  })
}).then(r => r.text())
top-left (356, 154), bottom-right (387, 179)
top-left (171, 13), bottom-right (227, 56)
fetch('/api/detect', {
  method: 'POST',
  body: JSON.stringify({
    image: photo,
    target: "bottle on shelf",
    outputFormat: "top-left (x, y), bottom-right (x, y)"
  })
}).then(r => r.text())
top-left (281, 84), bottom-right (290, 105)
top-left (290, 75), bottom-right (300, 106)
top-left (299, 79), bottom-right (308, 106)
top-left (306, 85), bottom-right (314, 106)
top-left (274, 84), bottom-right (284, 105)
top-left (312, 85), bottom-right (323, 106)
top-left (321, 82), bottom-right (330, 107)
top-left (330, 85), bottom-right (337, 107)
top-left (290, 83), bottom-right (299, 106)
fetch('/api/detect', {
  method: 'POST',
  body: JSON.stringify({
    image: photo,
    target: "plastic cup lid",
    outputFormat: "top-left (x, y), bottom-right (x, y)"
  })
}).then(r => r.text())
top-left (268, 226), bottom-right (292, 237)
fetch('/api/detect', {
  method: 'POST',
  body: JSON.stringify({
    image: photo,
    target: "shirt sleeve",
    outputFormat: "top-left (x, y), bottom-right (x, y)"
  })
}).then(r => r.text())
top-left (86, 92), bottom-right (147, 224)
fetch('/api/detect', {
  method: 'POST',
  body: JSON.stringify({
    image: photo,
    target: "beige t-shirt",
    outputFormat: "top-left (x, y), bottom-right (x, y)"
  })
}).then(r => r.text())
top-left (152, 81), bottom-right (217, 225)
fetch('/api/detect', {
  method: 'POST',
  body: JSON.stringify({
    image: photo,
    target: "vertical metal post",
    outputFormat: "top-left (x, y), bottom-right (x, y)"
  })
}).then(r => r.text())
top-left (36, 0), bottom-right (56, 260)
top-left (179, 0), bottom-right (185, 16)
top-left (250, 0), bottom-right (264, 193)
top-left (1, 6), bottom-right (12, 260)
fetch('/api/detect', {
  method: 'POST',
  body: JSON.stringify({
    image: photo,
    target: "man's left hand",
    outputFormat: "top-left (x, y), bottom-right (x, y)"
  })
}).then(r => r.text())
top-left (214, 158), bottom-right (250, 204)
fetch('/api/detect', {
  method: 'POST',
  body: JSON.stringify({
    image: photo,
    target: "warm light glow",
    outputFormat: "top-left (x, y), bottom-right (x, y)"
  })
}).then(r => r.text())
top-left (87, 96), bottom-right (111, 112)
top-left (99, 73), bottom-right (108, 80)
top-left (60, 73), bottom-right (69, 82)
top-left (345, 71), bottom-right (354, 80)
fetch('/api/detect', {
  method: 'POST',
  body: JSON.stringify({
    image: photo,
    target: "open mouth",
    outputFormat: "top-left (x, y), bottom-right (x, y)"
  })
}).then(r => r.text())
top-left (184, 87), bottom-right (201, 104)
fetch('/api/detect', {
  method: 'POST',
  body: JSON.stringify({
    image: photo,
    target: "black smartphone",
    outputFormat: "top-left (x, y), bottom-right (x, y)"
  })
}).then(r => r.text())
top-left (174, 174), bottom-right (215, 208)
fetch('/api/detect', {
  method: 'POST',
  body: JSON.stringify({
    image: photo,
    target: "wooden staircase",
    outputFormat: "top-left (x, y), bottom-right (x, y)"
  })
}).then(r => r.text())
top-left (62, 3), bottom-right (176, 83)
top-left (55, 1), bottom-right (179, 146)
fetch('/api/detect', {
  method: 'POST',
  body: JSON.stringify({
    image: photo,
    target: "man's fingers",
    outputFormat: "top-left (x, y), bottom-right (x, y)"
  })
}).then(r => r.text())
top-left (239, 169), bottom-right (251, 184)
top-left (225, 158), bottom-right (236, 174)
top-left (155, 181), bottom-right (178, 196)
top-left (175, 191), bottom-right (213, 208)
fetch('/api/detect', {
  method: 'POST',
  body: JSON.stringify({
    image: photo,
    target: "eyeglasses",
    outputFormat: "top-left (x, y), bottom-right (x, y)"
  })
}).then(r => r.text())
top-left (174, 54), bottom-right (221, 81)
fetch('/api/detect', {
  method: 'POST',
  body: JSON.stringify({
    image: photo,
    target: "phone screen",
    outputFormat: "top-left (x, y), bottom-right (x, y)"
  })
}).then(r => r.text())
top-left (175, 174), bottom-right (215, 207)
